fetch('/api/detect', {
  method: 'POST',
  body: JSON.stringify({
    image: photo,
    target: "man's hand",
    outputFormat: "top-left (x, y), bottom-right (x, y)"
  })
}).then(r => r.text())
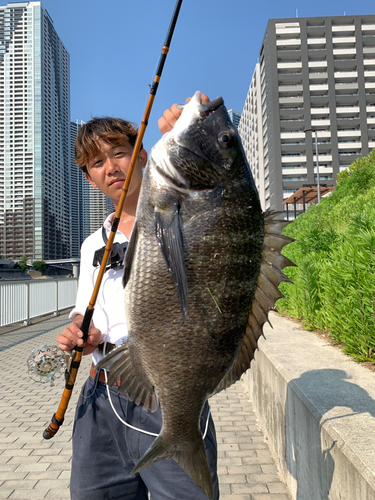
top-left (158, 93), bottom-right (210, 135)
top-left (56, 315), bottom-right (103, 356)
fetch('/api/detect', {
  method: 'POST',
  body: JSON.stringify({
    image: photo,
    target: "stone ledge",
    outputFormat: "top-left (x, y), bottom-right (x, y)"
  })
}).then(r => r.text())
top-left (243, 312), bottom-right (375, 500)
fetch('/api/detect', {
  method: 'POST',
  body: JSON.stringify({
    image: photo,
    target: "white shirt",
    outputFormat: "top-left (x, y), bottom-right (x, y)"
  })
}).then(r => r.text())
top-left (69, 214), bottom-right (129, 364)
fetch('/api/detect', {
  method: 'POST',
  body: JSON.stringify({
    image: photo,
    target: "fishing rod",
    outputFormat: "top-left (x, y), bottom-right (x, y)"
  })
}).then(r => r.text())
top-left (42, 0), bottom-right (184, 440)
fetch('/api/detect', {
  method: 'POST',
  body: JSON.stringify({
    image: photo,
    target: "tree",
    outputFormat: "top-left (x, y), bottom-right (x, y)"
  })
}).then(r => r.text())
top-left (32, 261), bottom-right (47, 272)
top-left (19, 255), bottom-right (28, 271)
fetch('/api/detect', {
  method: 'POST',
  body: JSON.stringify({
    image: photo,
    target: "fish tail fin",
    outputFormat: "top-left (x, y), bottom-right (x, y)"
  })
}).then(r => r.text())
top-left (131, 433), bottom-right (214, 499)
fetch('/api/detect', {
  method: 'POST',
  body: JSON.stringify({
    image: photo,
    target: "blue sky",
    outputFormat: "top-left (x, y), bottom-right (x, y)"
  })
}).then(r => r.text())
top-left (2, 0), bottom-right (375, 151)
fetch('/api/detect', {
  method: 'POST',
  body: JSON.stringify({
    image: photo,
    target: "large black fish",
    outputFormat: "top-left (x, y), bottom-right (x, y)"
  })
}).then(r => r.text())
top-left (97, 91), bottom-right (294, 498)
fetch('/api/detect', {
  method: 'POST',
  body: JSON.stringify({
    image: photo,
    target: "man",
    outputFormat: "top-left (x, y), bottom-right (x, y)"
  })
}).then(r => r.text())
top-left (56, 98), bottom-right (219, 500)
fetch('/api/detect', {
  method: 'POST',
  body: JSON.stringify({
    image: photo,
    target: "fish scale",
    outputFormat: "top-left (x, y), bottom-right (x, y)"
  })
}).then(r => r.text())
top-left (97, 91), bottom-right (294, 498)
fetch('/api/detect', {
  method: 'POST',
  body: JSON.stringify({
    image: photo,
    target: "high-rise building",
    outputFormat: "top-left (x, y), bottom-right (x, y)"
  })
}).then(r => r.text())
top-left (70, 120), bottom-right (114, 253)
top-left (239, 15), bottom-right (375, 216)
top-left (0, 1), bottom-right (70, 260)
top-left (238, 64), bottom-right (265, 209)
top-left (228, 109), bottom-right (241, 130)
top-left (70, 120), bottom-right (84, 258)
top-left (81, 177), bottom-right (114, 243)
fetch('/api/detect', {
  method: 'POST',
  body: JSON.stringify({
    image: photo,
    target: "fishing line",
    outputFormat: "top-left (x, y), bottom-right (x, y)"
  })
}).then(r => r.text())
top-left (91, 263), bottom-right (211, 439)
top-left (104, 369), bottom-right (211, 440)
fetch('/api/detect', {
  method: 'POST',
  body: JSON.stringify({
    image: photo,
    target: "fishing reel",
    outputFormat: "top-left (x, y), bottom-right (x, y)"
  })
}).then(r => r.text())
top-left (27, 345), bottom-right (67, 387)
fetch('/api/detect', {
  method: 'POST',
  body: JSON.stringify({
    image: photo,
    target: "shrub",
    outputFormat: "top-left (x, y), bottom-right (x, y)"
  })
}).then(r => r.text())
top-left (19, 255), bottom-right (28, 271)
top-left (32, 261), bottom-right (47, 272)
top-left (278, 150), bottom-right (375, 363)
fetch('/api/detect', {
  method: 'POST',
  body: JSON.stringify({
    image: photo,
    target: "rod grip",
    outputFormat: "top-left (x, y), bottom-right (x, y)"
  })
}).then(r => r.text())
top-left (43, 413), bottom-right (64, 440)
top-left (42, 308), bottom-right (93, 439)
top-left (80, 307), bottom-right (94, 343)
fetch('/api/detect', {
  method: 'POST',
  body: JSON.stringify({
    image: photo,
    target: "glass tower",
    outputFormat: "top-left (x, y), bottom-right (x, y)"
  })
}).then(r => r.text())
top-left (0, 1), bottom-right (70, 260)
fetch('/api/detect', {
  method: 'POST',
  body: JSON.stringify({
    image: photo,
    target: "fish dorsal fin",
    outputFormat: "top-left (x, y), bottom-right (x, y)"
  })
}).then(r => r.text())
top-left (95, 338), bottom-right (159, 412)
top-left (123, 221), bottom-right (138, 289)
top-left (213, 210), bottom-right (295, 395)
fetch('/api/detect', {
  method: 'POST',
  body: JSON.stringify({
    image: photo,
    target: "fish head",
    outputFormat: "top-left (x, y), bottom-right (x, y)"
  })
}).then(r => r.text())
top-left (150, 91), bottom-right (257, 193)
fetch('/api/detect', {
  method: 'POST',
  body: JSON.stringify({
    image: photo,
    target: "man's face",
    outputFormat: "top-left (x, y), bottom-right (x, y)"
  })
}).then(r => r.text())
top-left (85, 139), bottom-right (147, 206)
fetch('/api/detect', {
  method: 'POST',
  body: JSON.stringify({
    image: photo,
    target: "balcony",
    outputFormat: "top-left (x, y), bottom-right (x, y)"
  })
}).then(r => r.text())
top-left (335, 83), bottom-right (359, 96)
top-left (281, 155), bottom-right (307, 163)
top-left (307, 38), bottom-right (326, 50)
top-left (334, 70), bottom-right (358, 81)
top-left (277, 61), bottom-right (302, 70)
top-left (276, 24), bottom-right (300, 35)
top-left (313, 154), bottom-right (333, 162)
top-left (333, 48), bottom-right (356, 58)
top-left (309, 72), bottom-right (328, 84)
top-left (337, 142), bottom-right (362, 149)
top-left (311, 107), bottom-right (330, 115)
top-left (278, 73), bottom-right (303, 84)
top-left (364, 59), bottom-right (375, 69)
top-left (279, 96), bottom-right (304, 107)
top-left (336, 106), bottom-right (360, 114)
top-left (278, 84), bottom-right (303, 94)
top-left (282, 167), bottom-right (307, 175)
top-left (277, 39), bottom-right (301, 51)
top-left (362, 24), bottom-right (375, 32)
top-left (280, 132), bottom-right (306, 140)
top-left (332, 36), bottom-right (356, 46)
top-left (337, 130), bottom-right (361, 138)
top-left (332, 25), bottom-right (355, 34)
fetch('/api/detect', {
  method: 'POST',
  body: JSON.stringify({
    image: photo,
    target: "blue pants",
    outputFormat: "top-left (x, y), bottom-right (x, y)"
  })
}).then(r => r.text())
top-left (70, 375), bottom-right (220, 500)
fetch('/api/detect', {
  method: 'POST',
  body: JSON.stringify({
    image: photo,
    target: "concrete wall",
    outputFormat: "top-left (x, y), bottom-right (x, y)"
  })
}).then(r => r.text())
top-left (0, 270), bottom-right (30, 280)
top-left (243, 312), bottom-right (375, 500)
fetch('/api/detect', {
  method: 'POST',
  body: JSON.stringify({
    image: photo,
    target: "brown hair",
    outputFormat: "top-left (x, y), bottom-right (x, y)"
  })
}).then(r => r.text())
top-left (75, 117), bottom-right (140, 174)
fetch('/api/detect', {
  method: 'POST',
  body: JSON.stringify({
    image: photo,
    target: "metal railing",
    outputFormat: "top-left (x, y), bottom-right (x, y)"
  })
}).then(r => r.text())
top-left (0, 278), bottom-right (78, 328)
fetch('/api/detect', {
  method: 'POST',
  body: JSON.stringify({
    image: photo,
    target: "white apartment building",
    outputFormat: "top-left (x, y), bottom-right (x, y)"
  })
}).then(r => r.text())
top-left (238, 63), bottom-right (265, 209)
top-left (239, 15), bottom-right (375, 216)
top-left (0, 1), bottom-right (70, 260)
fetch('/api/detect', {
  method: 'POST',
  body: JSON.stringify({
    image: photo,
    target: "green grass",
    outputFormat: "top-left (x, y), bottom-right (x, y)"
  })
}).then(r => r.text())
top-left (278, 149), bottom-right (375, 363)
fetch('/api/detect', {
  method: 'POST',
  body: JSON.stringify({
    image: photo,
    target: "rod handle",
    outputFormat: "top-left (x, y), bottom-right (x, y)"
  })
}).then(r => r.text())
top-left (42, 308), bottom-right (93, 439)
top-left (43, 413), bottom-right (64, 440)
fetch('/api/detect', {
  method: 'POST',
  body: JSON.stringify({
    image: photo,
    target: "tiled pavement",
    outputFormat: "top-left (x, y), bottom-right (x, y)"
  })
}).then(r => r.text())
top-left (0, 313), bottom-right (291, 500)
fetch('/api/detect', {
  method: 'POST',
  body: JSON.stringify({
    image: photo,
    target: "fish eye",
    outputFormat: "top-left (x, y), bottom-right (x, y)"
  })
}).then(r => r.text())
top-left (218, 132), bottom-right (234, 149)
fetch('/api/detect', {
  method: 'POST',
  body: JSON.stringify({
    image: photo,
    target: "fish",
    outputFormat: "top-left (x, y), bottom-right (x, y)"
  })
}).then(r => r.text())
top-left (96, 91), bottom-right (294, 498)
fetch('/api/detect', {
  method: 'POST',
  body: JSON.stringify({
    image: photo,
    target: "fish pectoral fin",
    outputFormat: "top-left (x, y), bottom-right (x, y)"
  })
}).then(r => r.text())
top-left (213, 210), bottom-right (296, 394)
top-left (95, 341), bottom-right (158, 412)
top-left (154, 204), bottom-right (188, 322)
top-left (123, 220), bottom-right (138, 289)
top-left (131, 433), bottom-right (214, 499)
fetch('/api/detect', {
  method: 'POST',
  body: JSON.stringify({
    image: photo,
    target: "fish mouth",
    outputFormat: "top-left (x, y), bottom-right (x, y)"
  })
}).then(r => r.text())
top-left (151, 92), bottom-right (227, 192)
top-left (169, 91), bottom-right (225, 145)
top-left (176, 92), bottom-right (224, 121)
top-left (198, 95), bottom-right (224, 120)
